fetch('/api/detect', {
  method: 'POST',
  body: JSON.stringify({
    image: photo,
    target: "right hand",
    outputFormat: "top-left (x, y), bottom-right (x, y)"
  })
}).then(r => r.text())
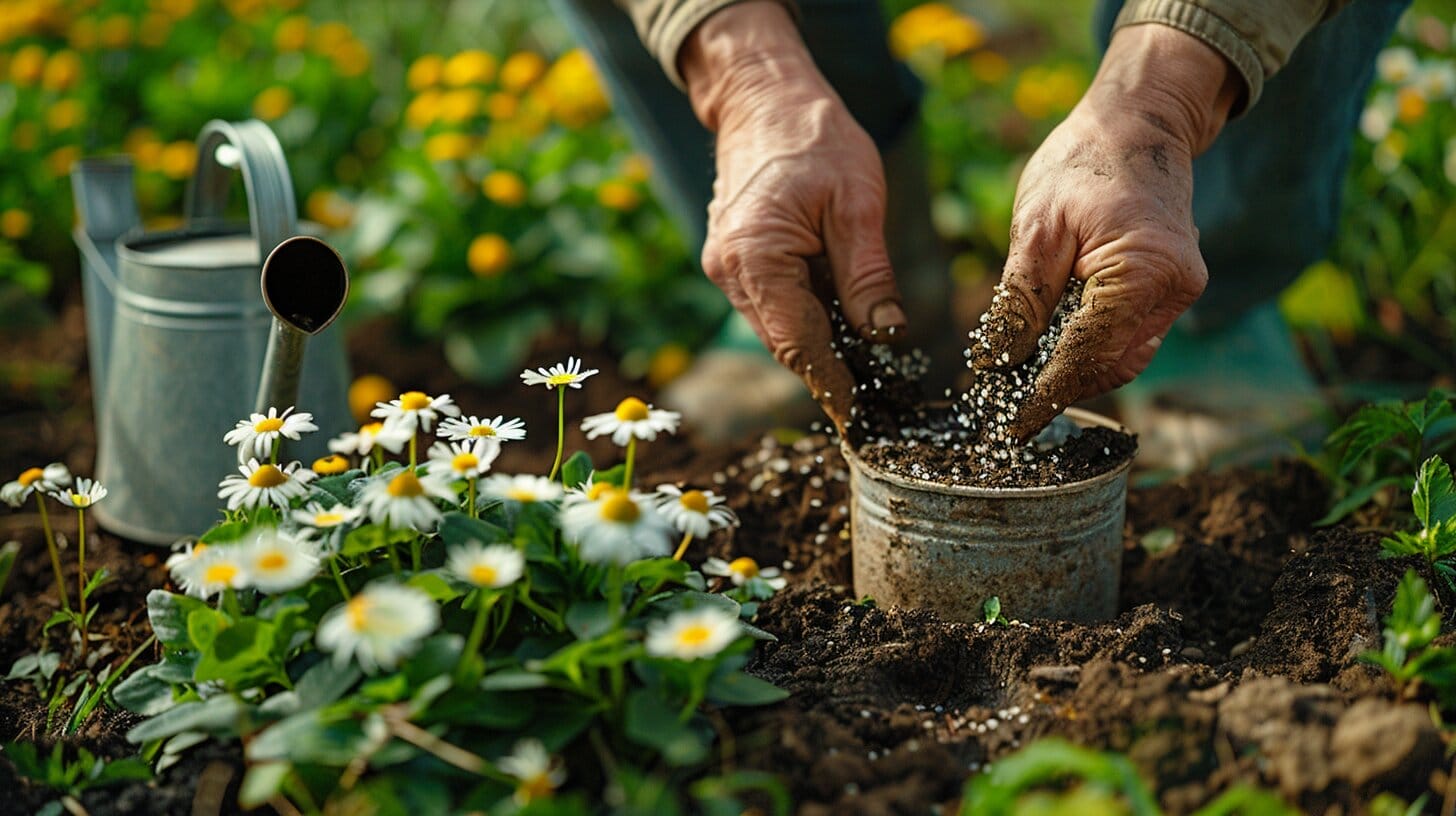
top-left (681, 1), bottom-right (907, 431)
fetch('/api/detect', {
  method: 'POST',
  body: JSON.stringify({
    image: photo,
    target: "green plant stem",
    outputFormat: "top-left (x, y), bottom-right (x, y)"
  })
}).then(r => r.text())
top-left (672, 532), bottom-right (693, 561)
top-left (386, 542), bottom-right (401, 574)
top-left (270, 437), bottom-right (281, 466)
top-left (518, 593), bottom-right (565, 631)
top-left (548, 386), bottom-right (566, 482)
top-left (622, 438), bottom-right (637, 490)
top-left (408, 434), bottom-right (417, 468)
top-left (222, 587), bottom-right (242, 619)
top-left (76, 508), bottom-right (88, 661)
top-left (607, 566), bottom-right (626, 705)
top-left (455, 591), bottom-right (492, 683)
top-left (371, 448), bottom-right (384, 473)
top-left (410, 539), bottom-right (422, 572)
top-left (467, 479), bottom-right (477, 519)
top-left (329, 558), bottom-right (351, 599)
top-left (34, 494), bottom-right (69, 611)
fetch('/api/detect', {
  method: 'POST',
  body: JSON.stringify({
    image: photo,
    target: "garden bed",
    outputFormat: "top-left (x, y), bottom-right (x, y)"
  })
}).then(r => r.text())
top-left (0, 303), bottom-right (1445, 814)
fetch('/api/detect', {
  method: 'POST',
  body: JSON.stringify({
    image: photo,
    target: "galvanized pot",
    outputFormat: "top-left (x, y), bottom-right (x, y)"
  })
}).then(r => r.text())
top-left (72, 119), bottom-right (351, 544)
top-left (843, 408), bottom-right (1133, 623)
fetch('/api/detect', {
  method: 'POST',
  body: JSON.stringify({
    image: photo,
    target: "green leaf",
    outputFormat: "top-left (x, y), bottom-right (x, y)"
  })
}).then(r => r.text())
top-left (565, 600), bottom-right (612, 640)
top-left (126, 696), bottom-right (252, 743)
top-left (111, 665), bottom-right (178, 717)
top-left (405, 571), bottom-right (463, 604)
top-left (479, 669), bottom-right (550, 691)
top-left (624, 688), bottom-right (709, 766)
top-left (145, 590), bottom-right (212, 648)
top-left (706, 671), bottom-right (789, 707)
top-left (81, 567), bottom-right (110, 599)
top-left (1414, 456), bottom-right (1456, 530)
top-left (0, 540), bottom-right (19, 599)
top-left (308, 470), bottom-right (366, 506)
top-left (341, 524), bottom-right (419, 558)
top-left (594, 464), bottom-right (626, 488)
top-left (246, 710), bottom-right (372, 765)
top-left (239, 762), bottom-right (292, 809)
top-left (1319, 476), bottom-right (1406, 526)
top-left (259, 659), bottom-right (362, 717)
top-left (189, 609), bottom-right (287, 690)
top-left (436, 513), bottom-right (510, 548)
top-left (561, 451), bottom-right (594, 489)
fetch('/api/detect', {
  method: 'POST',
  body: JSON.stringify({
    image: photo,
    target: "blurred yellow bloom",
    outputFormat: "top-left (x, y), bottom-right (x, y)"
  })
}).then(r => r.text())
top-left (126, 128), bottom-right (165, 171)
top-left (487, 92), bottom-right (518, 120)
top-left (150, 0), bottom-right (197, 19)
top-left (274, 15), bottom-right (309, 52)
top-left (160, 141), bottom-right (195, 179)
top-left (468, 234), bottom-right (512, 277)
top-left (10, 45), bottom-right (46, 86)
top-left (444, 50), bottom-right (496, 86)
top-left (1, 209), bottom-right (33, 241)
top-left (223, 0), bottom-right (267, 22)
top-left (596, 180), bottom-right (641, 212)
top-left (332, 40), bottom-right (371, 78)
top-left (483, 170), bottom-right (527, 207)
top-left (539, 49), bottom-right (609, 128)
top-left (1012, 65), bottom-right (1085, 120)
top-left (46, 145), bottom-right (80, 177)
top-left (622, 155), bottom-right (651, 183)
top-left (439, 88), bottom-right (484, 123)
top-left (99, 15), bottom-right (133, 49)
top-left (889, 3), bottom-right (985, 60)
top-left (408, 54), bottom-right (444, 91)
top-left (12, 122), bottom-right (39, 151)
top-left (1396, 85), bottom-right (1427, 124)
top-left (68, 17), bottom-right (97, 50)
top-left (138, 13), bottom-right (173, 48)
top-left (311, 21), bottom-right (353, 54)
top-left (969, 50), bottom-right (1010, 84)
top-left (305, 189), bottom-right (354, 230)
top-left (647, 344), bottom-right (692, 388)
top-left (424, 132), bottom-right (474, 162)
top-left (41, 50), bottom-right (81, 91)
top-left (405, 90), bottom-right (443, 130)
top-left (348, 374), bottom-right (396, 424)
top-left (253, 86), bottom-right (294, 121)
top-left (500, 51), bottom-right (547, 93)
top-left (45, 98), bottom-right (84, 131)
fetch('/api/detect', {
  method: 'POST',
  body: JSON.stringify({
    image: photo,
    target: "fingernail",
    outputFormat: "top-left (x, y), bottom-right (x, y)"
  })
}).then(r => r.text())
top-left (1145, 335), bottom-right (1163, 349)
top-left (867, 300), bottom-right (906, 335)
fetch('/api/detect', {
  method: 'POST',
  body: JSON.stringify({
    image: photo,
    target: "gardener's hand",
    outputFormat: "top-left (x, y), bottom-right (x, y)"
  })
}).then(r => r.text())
top-left (681, 1), bottom-right (906, 432)
top-left (973, 25), bottom-right (1242, 441)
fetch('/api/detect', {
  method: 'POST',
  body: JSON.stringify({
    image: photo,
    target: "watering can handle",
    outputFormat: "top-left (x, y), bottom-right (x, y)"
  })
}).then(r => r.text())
top-left (184, 119), bottom-right (297, 262)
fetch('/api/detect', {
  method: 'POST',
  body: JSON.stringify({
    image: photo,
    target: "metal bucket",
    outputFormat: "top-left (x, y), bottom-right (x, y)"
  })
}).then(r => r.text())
top-left (843, 407), bottom-right (1133, 623)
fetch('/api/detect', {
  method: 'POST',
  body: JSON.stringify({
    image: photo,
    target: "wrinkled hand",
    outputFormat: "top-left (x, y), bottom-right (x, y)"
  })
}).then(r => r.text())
top-left (973, 25), bottom-right (1242, 441)
top-left (682, 2), bottom-right (906, 432)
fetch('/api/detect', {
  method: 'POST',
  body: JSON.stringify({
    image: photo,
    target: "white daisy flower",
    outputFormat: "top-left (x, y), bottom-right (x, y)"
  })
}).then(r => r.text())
top-left (644, 607), bottom-right (742, 661)
top-left (479, 474), bottom-right (564, 505)
top-left (1, 463), bottom-right (71, 507)
top-left (437, 415), bottom-right (527, 443)
top-left (654, 485), bottom-right (737, 538)
top-left (562, 475), bottom-right (613, 509)
top-left (222, 406), bottom-right (318, 463)
top-left (702, 556), bottom-right (786, 590)
top-left (1419, 61), bottom-right (1456, 99)
top-left (580, 397), bottom-right (680, 446)
top-left (358, 468), bottom-right (456, 531)
top-left (328, 421), bottom-right (412, 457)
top-left (519, 356), bottom-right (599, 390)
top-left (447, 541), bottom-right (525, 589)
top-left (1377, 46), bottom-right (1418, 84)
top-left (316, 582), bottom-right (440, 673)
top-left (236, 526), bottom-right (320, 594)
top-left (51, 477), bottom-right (108, 509)
top-left (426, 438), bottom-right (501, 480)
top-left (560, 488), bottom-right (672, 565)
top-left (1359, 94), bottom-right (1394, 142)
top-left (217, 459), bottom-right (315, 511)
top-left (165, 539), bottom-right (207, 572)
top-left (371, 391), bottom-right (459, 435)
top-left (498, 739), bottom-right (566, 805)
top-left (171, 543), bottom-right (250, 599)
top-left (291, 501), bottom-right (365, 532)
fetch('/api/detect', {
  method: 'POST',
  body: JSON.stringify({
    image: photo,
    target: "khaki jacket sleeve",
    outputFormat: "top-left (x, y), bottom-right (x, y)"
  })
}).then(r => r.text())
top-left (614, 0), bottom-right (797, 89)
top-left (1113, 0), bottom-right (1353, 113)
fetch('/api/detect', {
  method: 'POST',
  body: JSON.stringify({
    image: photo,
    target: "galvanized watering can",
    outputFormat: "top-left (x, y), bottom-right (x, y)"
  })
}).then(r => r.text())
top-left (72, 119), bottom-right (352, 544)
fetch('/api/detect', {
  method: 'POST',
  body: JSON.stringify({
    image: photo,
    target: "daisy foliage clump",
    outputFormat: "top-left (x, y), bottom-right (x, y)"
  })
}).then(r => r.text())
top-left (116, 383), bottom-right (787, 814)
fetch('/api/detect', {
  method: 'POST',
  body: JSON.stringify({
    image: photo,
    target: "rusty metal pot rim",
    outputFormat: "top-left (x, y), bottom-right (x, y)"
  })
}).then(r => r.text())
top-left (840, 406), bottom-right (1135, 499)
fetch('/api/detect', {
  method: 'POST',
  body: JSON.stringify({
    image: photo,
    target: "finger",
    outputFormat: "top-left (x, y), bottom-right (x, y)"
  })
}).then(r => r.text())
top-left (823, 183), bottom-right (906, 343)
top-left (1110, 256), bottom-right (1207, 379)
top-left (702, 238), bottom-right (771, 347)
top-left (972, 212), bottom-right (1077, 369)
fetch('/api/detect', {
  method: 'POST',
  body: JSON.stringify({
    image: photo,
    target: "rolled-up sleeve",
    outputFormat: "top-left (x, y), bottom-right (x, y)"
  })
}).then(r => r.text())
top-left (1113, 0), bottom-right (1352, 112)
top-left (614, 0), bottom-right (798, 89)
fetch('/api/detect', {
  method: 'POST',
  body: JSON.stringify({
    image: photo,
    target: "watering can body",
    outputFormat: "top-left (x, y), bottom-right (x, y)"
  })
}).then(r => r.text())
top-left (72, 120), bottom-right (351, 544)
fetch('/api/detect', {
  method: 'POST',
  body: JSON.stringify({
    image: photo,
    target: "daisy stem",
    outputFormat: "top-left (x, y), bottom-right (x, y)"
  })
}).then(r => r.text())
top-left (410, 539), bottom-right (422, 572)
top-left (607, 566), bottom-right (625, 704)
top-left (76, 507), bottom-right (87, 660)
top-left (371, 448), bottom-right (384, 473)
top-left (222, 587), bottom-right (242, 619)
top-left (517, 593), bottom-right (564, 632)
top-left (455, 591), bottom-right (492, 684)
top-left (622, 438), bottom-right (637, 490)
top-left (672, 532), bottom-right (693, 562)
top-left (547, 386), bottom-right (566, 482)
top-left (34, 494), bottom-right (69, 611)
top-left (408, 434), bottom-right (417, 469)
top-left (270, 437), bottom-right (280, 466)
top-left (329, 558), bottom-right (351, 600)
top-left (467, 479), bottom-right (477, 519)
top-left (386, 542), bottom-right (401, 574)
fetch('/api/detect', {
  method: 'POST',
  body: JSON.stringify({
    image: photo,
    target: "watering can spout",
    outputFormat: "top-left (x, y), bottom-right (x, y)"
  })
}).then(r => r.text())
top-left (254, 236), bottom-right (350, 416)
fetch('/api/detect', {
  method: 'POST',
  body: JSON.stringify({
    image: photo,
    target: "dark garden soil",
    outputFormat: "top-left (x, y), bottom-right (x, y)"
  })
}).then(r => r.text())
top-left (2, 298), bottom-right (1452, 815)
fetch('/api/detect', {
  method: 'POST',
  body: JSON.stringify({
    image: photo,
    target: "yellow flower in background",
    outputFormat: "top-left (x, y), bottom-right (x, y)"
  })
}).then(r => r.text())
top-left (306, 189), bottom-right (356, 230)
top-left (1396, 85), bottom-right (1427, 124)
top-left (67, 17), bottom-right (97, 50)
top-left (439, 88), bottom-right (484, 123)
top-left (160, 140), bottom-right (195, 179)
top-left (137, 13), bottom-right (173, 48)
top-left (12, 122), bottom-right (39, 151)
top-left (150, 0), bottom-right (197, 19)
top-left (969, 50), bottom-right (1011, 84)
top-left (274, 15), bottom-right (309, 52)
top-left (1012, 65), bottom-right (1085, 120)
top-left (253, 86), bottom-right (294, 121)
top-left (310, 21), bottom-right (352, 54)
top-left (889, 3), bottom-right (986, 60)
top-left (45, 98), bottom-right (83, 132)
top-left (41, 50), bottom-right (81, 91)
top-left (597, 180), bottom-right (641, 212)
top-left (444, 50), bottom-right (496, 86)
top-left (405, 90), bottom-right (444, 130)
top-left (622, 154), bottom-right (652, 183)
top-left (332, 40), bottom-right (371, 78)
top-left (347, 374), bottom-right (396, 425)
top-left (487, 92), bottom-right (518, 120)
top-left (539, 49), bottom-right (609, 128)
top-left (125, 127), bottom-right (164, 171)
top-left (483, 170), bottom-right (528, 206)
top-left (98, 15), bottom-right (133, 49)
top-left (423, 132), bottom-right (473, 161)
top-left (223, 0), bottom-right (267, 22)
top-left (408, 54), bottom-right (444, 91)
top-left (46, 145), bottom-right (79, 178)
top-left (1, 209), bottom-right (33, 241)
top-left (468, 234), bottom-right (512, 277)
top-left (500, 51), bottom-right (547, 93)
top-left (647, 344), bottom-right (691, 389)
top-left (10, 45), bottom-right (46, 86)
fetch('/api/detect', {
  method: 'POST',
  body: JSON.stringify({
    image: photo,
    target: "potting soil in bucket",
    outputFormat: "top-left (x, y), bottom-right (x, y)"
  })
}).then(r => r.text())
top-left (837, 280), bottom-right (1137, 623)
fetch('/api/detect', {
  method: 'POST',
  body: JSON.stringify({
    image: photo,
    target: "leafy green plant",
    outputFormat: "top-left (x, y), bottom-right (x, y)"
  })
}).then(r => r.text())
top-left (1360, 570), bottom-right (1456, 705)
top-left (1380, 455), bottom-right (1456, 586)
top-left (982, 595), bottom-right (1008, 625)
top-left (1316, 389), bottom-right (1456, 525)
top-left (0, 540), bottom-right (18, 598)
top-left (1, 741), bottom-right (152, 807)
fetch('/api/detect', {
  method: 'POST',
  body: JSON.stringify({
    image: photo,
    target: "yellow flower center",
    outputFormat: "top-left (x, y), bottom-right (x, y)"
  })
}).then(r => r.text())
top-left (346, 595), bottom-right (372, 629)
top-left (507, 488), bottom-right (539, 502)
top-left (249, 464), bottom-right (289, 488)
top-left (468, 425), bottom-right (497, 437)
top-left (518, 772), bottom-right (556, 803)
top-left (469, 564), bottom-right (498, 586)
top-left (315, 512), bottom-right (346, 526)
top-left (313, 455), bottom-right (349, 475)
top-left (452, 452), bottom-right (479, 472)
top-left (399, 391), bottom-right (432, 411)
top-left (676, 624), bottom-right (712, 647)
top-left (254, 416), bottom-right (285, 433)
top-left (387, 471), bottom-right (424, 498)
top-left (614, 397), bottom-right (649, 422)
top-left (70, 494), bottom-right (92, 508)
top-left (680, 490), bottom-right (710, 514)
top-left (728, 556), bottom-right (760, 579)
top-left (203, 562), bottom-right (239, 585)
top-left (18, 467), bottom-right (44, 487)
top-left (257, 552), bottom-right (287, 571)
top-left (361, 421), bottom-right (384, 436)
top-left (194, 543), bottom-right (208, 555)
top-left (599, 493), bottom-right (640, 523)
top-left (546, 373), bottom-right (577, 386)
top-left (585, 482), bottom-right (613, 501)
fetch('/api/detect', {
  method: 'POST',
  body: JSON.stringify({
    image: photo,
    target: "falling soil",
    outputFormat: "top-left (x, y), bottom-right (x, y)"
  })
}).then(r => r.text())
top-left (855, 421), bottom-right (1135, 488)
top-left (3, 295), bottom-right (1451, 814)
